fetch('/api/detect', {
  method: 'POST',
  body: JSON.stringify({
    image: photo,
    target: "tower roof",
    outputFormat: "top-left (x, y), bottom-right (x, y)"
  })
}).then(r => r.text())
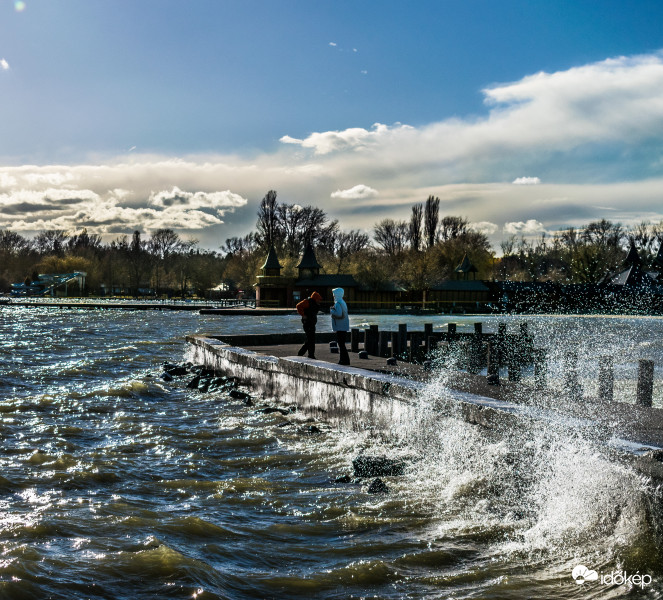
top-left (296, 244), bottom-right (322, 270)
top-left (261, 245), bottom-right (282, 270)
top-left (623, 241), bottom-right (641, 267)
top-left (454, 253), bottom-right (478, 274)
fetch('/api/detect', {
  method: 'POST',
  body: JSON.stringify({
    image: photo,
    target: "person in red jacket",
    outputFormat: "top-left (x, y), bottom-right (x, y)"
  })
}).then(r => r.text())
top-left (296, 291), bottom-right (322, 359)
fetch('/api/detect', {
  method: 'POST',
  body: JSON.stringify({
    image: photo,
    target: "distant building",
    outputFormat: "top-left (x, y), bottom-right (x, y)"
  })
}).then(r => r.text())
top-left (255, 244), bottom-right (359, 307)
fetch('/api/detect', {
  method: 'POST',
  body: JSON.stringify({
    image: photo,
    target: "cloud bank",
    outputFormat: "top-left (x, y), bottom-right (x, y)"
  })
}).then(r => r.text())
top-left (3, 51), bottom-right (663, 248)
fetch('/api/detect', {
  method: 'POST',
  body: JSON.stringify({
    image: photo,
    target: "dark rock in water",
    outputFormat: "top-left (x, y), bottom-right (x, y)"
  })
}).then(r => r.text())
top-left (277, 421), bottom-right (292, 428)
top-left (229, 389), bottom-right (250, 401)
top-left (423, 360), bottom-right (433, 371)
top-left (386, 357), bottom-right (397, 366)
top-left (191, 365), bottom-right (214, 377)
top-left (335, 474), bottom-right (352, 483)
top-left (353, 455), bottom-right (405, 477)
top-left (258, 406), bottom-right (289, 415)
top-left (198, 378), bottom-right (212, 393)
top-left (165, 365), bottom-right (189, 377)
top-left (186, 375), bottom-right (202, 389)
top-left (244, 397), bottom-right (254, 407)
top-left (367, 478), bottom-right (389, 494)
top-left (358, 350), bottom-right (369, 359)
top-left (160, 372), bottom-right (173, 382)
top-left (306, 425), bottom-right (321, 434)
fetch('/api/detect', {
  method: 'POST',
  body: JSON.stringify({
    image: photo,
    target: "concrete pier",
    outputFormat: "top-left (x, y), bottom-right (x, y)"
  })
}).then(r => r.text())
top-left (187, 333), bottom-right (663, 481)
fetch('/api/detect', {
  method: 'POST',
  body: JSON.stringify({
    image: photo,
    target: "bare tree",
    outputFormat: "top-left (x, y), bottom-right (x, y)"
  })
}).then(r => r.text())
top-left (439, 216), bottom-right (469, 241)
top-left (373, 219), bottom-right (408, 256)
top-left (330, 230), bottom-right (370, 273)
top-left (35, 230), bottom-right (69, 256)
top-left (424, 196), bottom-right (440, 248)
top-left (256, 190), bottom-right (279, 249)
top-left (408, 204), bottom-right (423, 251)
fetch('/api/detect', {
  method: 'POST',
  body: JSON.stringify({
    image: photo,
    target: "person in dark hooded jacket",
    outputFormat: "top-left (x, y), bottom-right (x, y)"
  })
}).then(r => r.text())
top-left (296, 291), bottom-right (322, 359)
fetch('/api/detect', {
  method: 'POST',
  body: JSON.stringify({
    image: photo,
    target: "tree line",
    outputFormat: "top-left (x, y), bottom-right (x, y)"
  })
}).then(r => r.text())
top-left (0, 228), bottom-right (225, 296)
top-left (2, 189), bottom-right (662, 296)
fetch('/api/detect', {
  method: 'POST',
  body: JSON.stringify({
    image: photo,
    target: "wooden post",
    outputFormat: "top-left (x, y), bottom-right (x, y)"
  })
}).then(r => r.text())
top-left (487, 340), bottom-right (500, 385)
top-left (427, 336), bottom-right (438, 355)
top-left (378, 331), bottom-right (390, 358)
top-left (598, 355), bottom-right (614, 402)
top-left (507, 352), bottom-right (521, 382)
top-left (497, 322), bottom-right (507, 367)
top-left (534, 348), bottom-right (547, 390)
top-left (398, 324), bottom-right (408, 359)
top-left (369, 324), bottom-right (379, 355)
top-left (564, 351), bottom-right (582, 401)
top-left (350, 328), bottom-right (360, 353)
top-left (424, 323), bottom-right (433, 354)
top-left (636, 359), bottom-right (654, 407)
top-left (410, 332), bottom-right (424, 362)
top-left (363, 328), bottom-right (373, 355)
top-left (390, 331), bottom-right (400, 357)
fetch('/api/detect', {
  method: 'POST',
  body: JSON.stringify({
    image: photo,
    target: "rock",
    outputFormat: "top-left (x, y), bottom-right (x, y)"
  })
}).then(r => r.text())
top-left (244, 397), bottom-right (254, 407)
top-left (229, 389), bottom-right (250, 401)
top-left (352, 455), bottom-right (405, 478)
top-left (198, 378), bottom-right (212, 392)
top-left (186, 375), bottom-right (202, 389)
top-left (258, 406), bottom-right (289, 415)
top-left (386, 357), bottom-right (397, 366)
top-left (334, 474), bottom-right (352, 483)
top-left (301, 425), bottom-right (321, 435)
top-left (160, 372), bottom-right (173, 382)
top-left (165, 365), bottom-right (189, 377)
top-left (367, 478), bottom-right (389, 494)
top-left (358, 350), bottom-right (369, 359)
top-left (423, 360), bottom-right (433, 371)
top-left (277, 421), bottom-right (292, 428)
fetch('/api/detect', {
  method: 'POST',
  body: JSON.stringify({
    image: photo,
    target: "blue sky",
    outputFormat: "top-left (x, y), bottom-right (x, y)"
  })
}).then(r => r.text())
top-left (3, 0), bottom-right (663, 250)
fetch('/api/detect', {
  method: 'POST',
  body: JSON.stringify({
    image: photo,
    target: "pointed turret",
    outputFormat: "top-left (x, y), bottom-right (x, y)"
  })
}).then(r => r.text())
top-left (261, 245), bottom-right (282, 276)
top-left (296, 244), bottom-right (321, 279)
top-left (454, 253), bottom-right (478, 280)
top-left (623, 241), bottom-right (641, 267)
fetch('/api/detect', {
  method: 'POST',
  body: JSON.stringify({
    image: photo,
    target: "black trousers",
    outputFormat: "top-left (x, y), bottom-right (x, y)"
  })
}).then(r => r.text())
top-left (298, 323), bottom-right (316, 358)
top-left (336, 330), bottom-right (350, 365)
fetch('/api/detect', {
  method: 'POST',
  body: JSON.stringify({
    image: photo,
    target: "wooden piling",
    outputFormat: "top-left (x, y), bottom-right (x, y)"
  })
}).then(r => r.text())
top-left (350, 328), bottom-right (360, 353)
top-left (598, 355), bottom-right (614, 402)
top-left (533, 348), bottom-right (547, 390)
top-left (564, 351), bottom-right (582, 401)
top-left (487, 340), bottom-right (500, 385)
top-left (636, 359), bottom-right (654, 407)
top-left (378, 331), bottom-right (390, 358)
top-left (390, 331), bottom-right (400, 357)
top-left (398, 324), bottom-right (408, 359)
top-left (410, 332), bottom-right (424, 362)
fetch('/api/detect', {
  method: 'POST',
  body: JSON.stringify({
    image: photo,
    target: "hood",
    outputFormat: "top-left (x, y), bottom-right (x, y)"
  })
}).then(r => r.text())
top-left (332, 288), bottom-right (344, 300)
top-left (310, 291), bottom-right (323, 303)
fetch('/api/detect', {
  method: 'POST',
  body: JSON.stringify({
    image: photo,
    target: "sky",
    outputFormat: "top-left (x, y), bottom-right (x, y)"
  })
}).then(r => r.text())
top-left (3, 0), bottom-right (663, 252)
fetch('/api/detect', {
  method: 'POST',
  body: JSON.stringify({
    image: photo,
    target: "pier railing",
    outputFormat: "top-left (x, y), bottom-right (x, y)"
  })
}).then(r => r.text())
top-left (350, 321), bottom-right (660, 408)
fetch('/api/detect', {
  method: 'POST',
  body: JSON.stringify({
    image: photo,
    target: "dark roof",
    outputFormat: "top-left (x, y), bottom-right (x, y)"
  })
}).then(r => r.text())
top-left (295, 274), bottom-right (358, 288)
top-left (431, 280), bottom-right (489, 292)
top-left (261, 245), bottom-right (282, 270)
top-left (296, 244), bottom-right (322, 270)
top-left (623, 241), bottom-right (641, 267)
top-left (454, 253), bottom-right (478, 274)
top-left (604, 264), bottom-right (657, 288)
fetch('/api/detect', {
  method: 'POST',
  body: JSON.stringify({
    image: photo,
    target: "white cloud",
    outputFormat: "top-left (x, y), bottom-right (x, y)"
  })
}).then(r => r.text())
top-left (470, 221), bottom-right (498, 235)
top-left (512, 177), bottom-right (541, 185)
top-left (503, 219), bottom-right (545, 235)
top-left (329, 42), bottom-right (337, 47)
top-left (1, 59), bottom-right (9, 71)
top-left (5, 51), bottom-right (663, 250)
top-left (331, 184), bottom-right (378, 200)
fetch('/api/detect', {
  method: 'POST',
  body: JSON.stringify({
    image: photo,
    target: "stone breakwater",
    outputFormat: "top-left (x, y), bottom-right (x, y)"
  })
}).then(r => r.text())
top-left (186, 333), bottom-right (663, 482)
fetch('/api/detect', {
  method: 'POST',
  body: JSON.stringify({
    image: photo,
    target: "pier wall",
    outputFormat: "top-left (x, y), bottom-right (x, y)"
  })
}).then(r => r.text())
top-left (186, 334), bottom-right (663, 481)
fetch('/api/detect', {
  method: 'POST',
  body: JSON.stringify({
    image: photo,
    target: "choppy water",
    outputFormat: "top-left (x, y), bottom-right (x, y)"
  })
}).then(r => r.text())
top-left (1, 306), bottom-right (663, 599)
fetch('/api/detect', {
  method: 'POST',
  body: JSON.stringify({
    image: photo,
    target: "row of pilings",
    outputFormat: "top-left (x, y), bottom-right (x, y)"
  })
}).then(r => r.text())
top-left (350, 322), bottom-right (657, 407)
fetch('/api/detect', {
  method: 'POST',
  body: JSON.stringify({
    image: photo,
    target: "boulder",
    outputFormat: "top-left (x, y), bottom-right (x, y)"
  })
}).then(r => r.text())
top-left (358, 350), bottom-right (369, 359)
top-left (352, 455), bottom-right (405, 477)
top-left (160, 372), bottom-right (173, 382)
top-left (186, 375), bottom-right (202, 389)
top-left (229, 389), bottom-right (250, 401)
top-left (367, 478), bottom-right (389, 494)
